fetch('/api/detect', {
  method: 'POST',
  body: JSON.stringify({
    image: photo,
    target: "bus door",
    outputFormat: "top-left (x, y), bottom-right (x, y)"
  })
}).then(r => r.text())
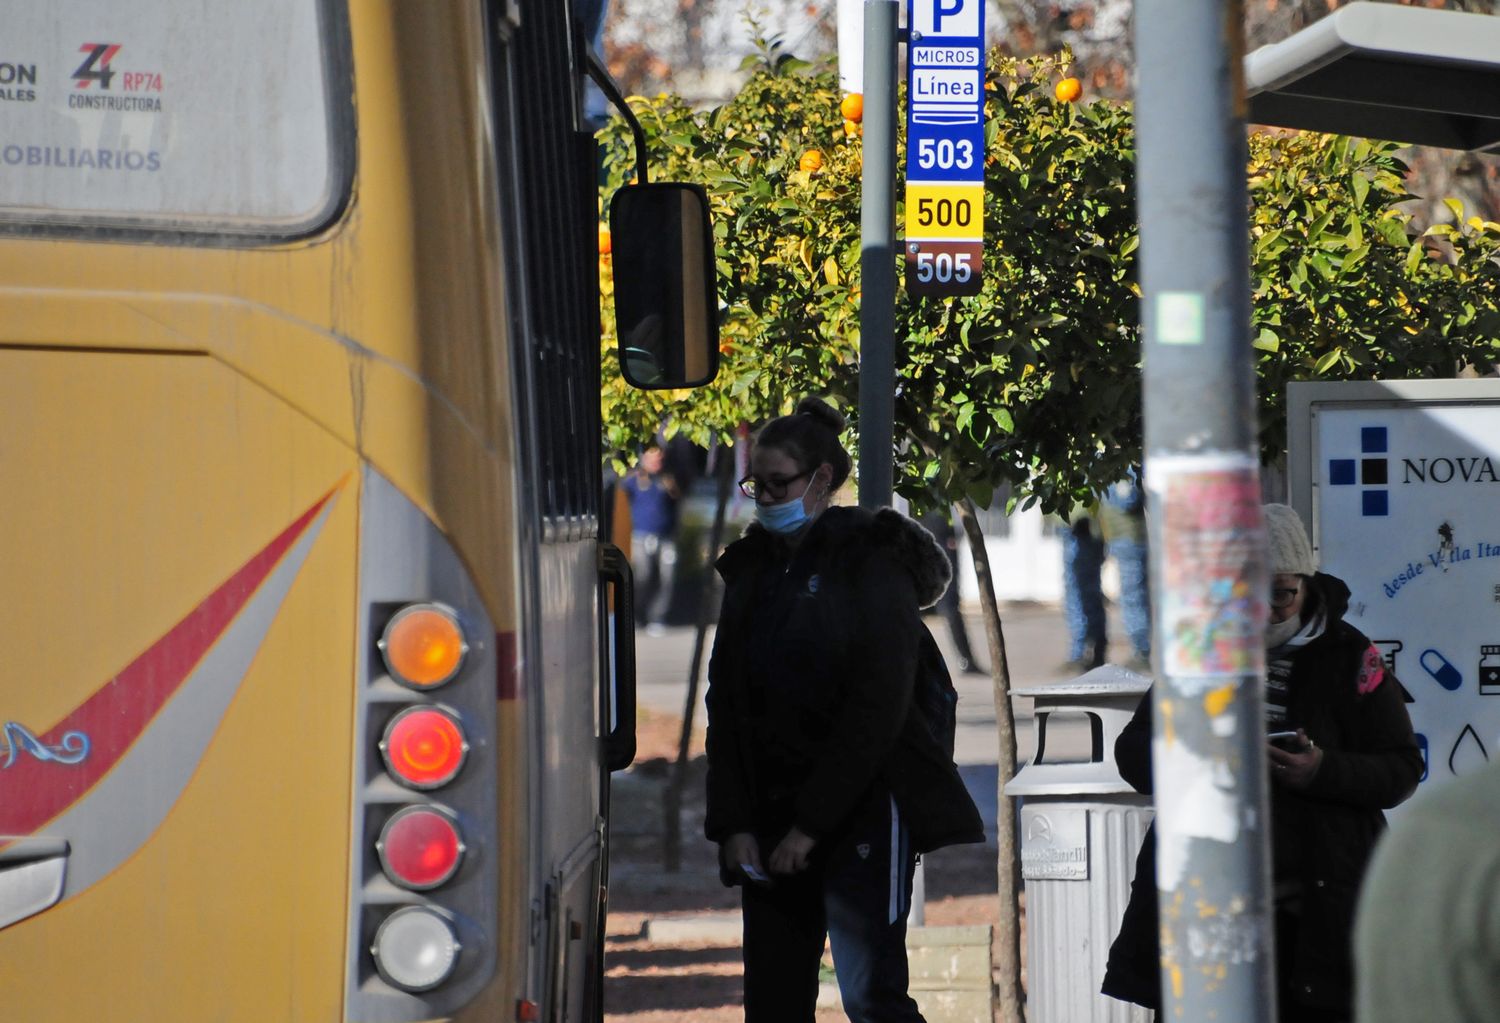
top-left (488, 2), bottom-right (719, 1017)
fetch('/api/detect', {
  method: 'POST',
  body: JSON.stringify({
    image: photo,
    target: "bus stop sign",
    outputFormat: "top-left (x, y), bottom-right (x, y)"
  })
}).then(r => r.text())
top-left (904, 0), bottom-right (984, 297)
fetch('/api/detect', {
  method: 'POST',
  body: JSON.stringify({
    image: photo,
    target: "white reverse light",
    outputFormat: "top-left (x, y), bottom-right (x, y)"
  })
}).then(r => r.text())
top-left (371, 906), bottom-right (461, 992)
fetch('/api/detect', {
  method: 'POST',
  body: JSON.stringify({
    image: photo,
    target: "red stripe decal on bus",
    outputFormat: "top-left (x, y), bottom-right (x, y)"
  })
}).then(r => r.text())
top-left (495, 630), bottom-right (517, 701)
top-left (0, 485), bottom-right (340, 837)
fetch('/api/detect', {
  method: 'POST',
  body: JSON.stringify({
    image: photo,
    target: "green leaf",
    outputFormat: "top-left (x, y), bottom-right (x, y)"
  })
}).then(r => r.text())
top-left (1352, 172), bottom-right (1370, 208)
top-left (1313, 349), bottom-right (1341, 374)
top-left (1375, 216), bottom-right (1409, 248)
top-left (1345, 214), bottom-right (1363, 249)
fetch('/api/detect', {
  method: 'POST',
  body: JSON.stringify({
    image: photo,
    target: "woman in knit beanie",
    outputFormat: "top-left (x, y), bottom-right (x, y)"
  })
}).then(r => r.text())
top-left (1102, 503), bottom-right (1422, 1023)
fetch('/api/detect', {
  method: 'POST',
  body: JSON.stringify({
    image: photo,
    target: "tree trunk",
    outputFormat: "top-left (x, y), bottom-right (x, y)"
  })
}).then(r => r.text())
top-left (954, 497), bottom-right (1024, 1023)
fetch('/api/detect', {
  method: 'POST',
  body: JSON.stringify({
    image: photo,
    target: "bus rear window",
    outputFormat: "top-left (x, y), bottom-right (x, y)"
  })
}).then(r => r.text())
top-left (0, 0), bottom-right (349, 240)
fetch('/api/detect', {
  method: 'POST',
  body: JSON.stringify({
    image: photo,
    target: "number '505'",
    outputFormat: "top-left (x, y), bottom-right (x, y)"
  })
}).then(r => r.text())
top-left (915, 251), bottom-right (973, 283)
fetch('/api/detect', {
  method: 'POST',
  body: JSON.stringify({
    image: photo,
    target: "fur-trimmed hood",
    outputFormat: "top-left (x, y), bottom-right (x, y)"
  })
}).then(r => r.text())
top-left (725, 505), bottom-right (953, 609)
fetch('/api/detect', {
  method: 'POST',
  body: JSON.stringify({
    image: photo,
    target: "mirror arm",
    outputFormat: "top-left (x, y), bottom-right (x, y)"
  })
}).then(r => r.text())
top-left (585, 48), bottom-right (649, 186)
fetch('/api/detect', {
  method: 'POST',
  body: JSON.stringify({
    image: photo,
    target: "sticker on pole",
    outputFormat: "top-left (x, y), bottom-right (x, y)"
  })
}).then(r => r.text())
top-left (1150, 455), bottom-right (1270, 683)
top-left (905, 0), bottom-right (984, 297)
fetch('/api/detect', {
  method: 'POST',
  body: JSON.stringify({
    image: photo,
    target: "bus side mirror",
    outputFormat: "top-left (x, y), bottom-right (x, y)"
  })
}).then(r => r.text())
top-left (608, 183), bottom-right (719, 389)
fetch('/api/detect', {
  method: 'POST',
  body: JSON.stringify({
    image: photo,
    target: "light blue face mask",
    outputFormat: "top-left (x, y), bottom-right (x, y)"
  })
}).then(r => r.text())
top-left (755, 493), bottom-right (812, 535)
top-left (754, 475), bottom-right (825, 535)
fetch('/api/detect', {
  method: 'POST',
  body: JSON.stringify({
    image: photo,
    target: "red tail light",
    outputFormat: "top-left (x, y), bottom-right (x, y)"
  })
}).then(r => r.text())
top-left (381, 707), bottom-right (468, 789)
top-left (379, 806), bottom-right (464, 890)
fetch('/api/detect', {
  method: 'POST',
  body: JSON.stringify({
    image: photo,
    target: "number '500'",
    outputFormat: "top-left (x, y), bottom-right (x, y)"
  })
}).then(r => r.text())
top-left (915, 198), bottom-right (972, 228)
top-left (915, 251), bottom-right (973, 284)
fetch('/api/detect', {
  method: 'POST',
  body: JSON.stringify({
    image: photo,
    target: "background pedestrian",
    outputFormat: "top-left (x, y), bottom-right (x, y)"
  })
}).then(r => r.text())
top-left (1102, 504), bottom-right (1421, 1022)
top-left (621, 443), bottom-right (680, 635)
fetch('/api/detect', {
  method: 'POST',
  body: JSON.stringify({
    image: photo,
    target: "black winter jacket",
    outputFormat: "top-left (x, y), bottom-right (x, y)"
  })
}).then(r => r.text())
top-left (1101, 573), bottom-right (1422, 1014)
top-left (703, 506), bottom-right (985, 859)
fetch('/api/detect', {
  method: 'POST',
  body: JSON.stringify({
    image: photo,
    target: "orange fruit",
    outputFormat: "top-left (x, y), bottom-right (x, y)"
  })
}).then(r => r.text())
top-left (840, 93), bottom-right (864, 124)
top-left (799, 148), bottom-right (824, 173)
top-left (1055, 77), bottom-right (1082, 103)
top-left (597, 224), bottom-right (612, 255)
top-left (843, 118), bottom-right (861, 139)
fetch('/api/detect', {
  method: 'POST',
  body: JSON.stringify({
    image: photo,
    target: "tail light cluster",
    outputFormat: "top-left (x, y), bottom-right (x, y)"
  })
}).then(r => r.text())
top-left (346, 472), bottom-right (501, 1022)
top-left (370, 602), bottom-right (470, 992)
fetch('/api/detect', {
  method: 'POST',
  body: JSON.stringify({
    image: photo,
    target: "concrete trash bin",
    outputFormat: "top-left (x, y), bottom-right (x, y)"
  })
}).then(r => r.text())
top-left (1006, 666), bottom-right (1153, 1023)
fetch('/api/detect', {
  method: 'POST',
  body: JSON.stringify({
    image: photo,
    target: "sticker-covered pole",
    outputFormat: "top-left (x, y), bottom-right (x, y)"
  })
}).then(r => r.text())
top-left (1134, 2), bottom-right (1277, 1021)
top-left (858, 0), bottom-right (898, 512)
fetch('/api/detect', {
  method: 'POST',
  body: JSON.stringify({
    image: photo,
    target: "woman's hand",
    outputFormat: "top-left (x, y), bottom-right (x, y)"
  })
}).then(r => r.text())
top-left (1268, 728), bottom-right (1324, 790)
top-left (722, 832), bottom-right (768, 884)
top-left (768, 827), bottom-right (816, 875)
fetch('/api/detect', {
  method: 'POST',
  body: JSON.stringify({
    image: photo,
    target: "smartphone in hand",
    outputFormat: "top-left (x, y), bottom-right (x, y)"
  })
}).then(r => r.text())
top-left (1268, 730), bottom-right (1302, 750)
top-left (739, 862), bottom-right (771, 885)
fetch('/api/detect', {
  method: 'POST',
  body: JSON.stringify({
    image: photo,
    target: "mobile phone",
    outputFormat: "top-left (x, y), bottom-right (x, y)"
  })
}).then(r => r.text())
top-left (739, 862), bottom-right (770, 884)
top-left (1268, 730), bottom-right (1301, 749)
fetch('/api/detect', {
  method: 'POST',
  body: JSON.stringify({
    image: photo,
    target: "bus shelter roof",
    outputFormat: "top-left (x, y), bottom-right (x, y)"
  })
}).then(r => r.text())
top-left (1245, 2), bottom-right (1500, 153)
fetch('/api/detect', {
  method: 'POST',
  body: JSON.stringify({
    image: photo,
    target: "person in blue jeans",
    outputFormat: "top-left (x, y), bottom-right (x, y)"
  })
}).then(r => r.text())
top-left (620, 443), bottom-right (680, 634)
top-left (1097, 473), bottom-right (1151, 670)
top-left (1063, 508), bottom-right (1107, 670)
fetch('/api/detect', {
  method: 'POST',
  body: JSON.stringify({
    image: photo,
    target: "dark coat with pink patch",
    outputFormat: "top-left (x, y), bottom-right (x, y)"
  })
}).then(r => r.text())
top-left (1101, 573), bottom-right (1422, 1015)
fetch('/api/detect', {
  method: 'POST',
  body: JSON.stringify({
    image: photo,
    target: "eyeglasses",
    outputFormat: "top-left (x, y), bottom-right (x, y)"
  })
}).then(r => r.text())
top-left (738, 469), bottom-right (811, 501)
top-left (1270, 585), bottom-right (1302, 610)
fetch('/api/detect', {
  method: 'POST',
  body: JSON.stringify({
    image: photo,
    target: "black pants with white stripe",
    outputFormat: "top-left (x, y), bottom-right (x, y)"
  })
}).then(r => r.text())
top-left (741, 786), bottom-right (925, 1023)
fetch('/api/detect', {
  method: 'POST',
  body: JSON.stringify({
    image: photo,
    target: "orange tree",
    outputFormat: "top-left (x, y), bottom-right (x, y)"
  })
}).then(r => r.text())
top-left (602, 47), bottom-right (1500, 489)
top-left (598, 38), bottom-right (863, 468)
top-left (599, 42), bottom-right (1500, 1023)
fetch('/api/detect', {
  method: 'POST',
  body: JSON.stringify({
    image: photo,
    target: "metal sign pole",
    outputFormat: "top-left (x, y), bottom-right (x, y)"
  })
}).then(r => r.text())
top-left (1134, 2), bottom-right (1278, 1020)
top-left (860, 0), bottom-right (930, 925)
top-left (858, 0), bottom-right (898, 514)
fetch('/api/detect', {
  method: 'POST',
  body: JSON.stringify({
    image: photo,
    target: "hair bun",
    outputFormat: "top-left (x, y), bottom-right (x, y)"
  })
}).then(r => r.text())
top-left (794, 396), bottom-right (846, 433)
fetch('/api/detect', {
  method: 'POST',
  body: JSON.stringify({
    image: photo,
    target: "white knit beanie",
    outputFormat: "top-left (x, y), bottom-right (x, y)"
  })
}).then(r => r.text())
top-left (1263, 503), bottom-right (1316, 576)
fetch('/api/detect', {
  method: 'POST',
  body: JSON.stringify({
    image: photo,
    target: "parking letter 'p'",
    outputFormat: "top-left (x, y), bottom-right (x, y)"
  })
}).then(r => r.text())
top-left (933, 0), bottom-right (964, 32)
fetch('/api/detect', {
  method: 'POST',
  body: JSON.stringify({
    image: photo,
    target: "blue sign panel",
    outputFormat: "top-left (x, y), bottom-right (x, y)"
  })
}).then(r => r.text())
top-left (905, 0), bottom-right (985, 296)
top-left (905, 2), bottom-right (985, 185)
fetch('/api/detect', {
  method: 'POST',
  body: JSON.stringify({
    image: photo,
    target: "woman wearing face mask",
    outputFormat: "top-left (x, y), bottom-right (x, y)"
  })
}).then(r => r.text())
top-left (703, 396), bottom-right (984, 1023)
top-left (1101, 504), bottom-right (1422, 1023)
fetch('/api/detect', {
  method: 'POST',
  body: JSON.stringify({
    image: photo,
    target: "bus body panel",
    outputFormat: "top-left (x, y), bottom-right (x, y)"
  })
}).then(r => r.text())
top-left (0, 2), bottom-right (603, 1018)
top-left (0, 349), bottom-right (359, 1020)
top-left (533, 539), bottom-right (605, 1018)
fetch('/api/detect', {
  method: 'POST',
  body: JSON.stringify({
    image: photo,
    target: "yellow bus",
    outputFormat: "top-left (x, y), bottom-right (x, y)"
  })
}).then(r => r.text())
top-left (0, 2), bottom-right (714, 1021)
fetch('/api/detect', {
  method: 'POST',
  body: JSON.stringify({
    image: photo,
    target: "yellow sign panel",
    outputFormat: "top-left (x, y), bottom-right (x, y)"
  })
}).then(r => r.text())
top-left (904, 182), bottom-right (984, 240)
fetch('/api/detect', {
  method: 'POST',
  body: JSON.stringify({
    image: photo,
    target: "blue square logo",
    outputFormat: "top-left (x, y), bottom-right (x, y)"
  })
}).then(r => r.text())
top-left (1329, 459), bottom-right (1356, 485)
top-left (1363, 490), bottom-right (1389, 516)
top-left (1362, 427), bottom-right (1388, 454)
